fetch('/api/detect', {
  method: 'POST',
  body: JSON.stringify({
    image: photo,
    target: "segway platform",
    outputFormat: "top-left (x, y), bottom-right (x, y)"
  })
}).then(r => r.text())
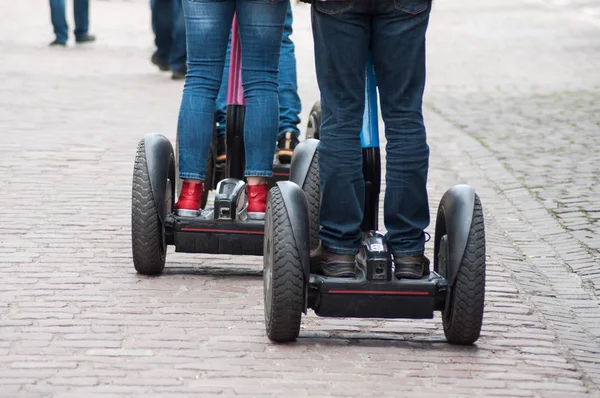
top-left (309, 274), bottom-right (447, 319)
top-left (307, 231), bottom-right (447, 318)
top-left (167, 213), bottom-right (263, 256)
top-left (166, 179), bottom-right (264, 256)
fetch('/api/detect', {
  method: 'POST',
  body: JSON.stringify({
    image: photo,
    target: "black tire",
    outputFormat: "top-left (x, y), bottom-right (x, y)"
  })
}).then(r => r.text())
top-left (301, 149), bottom-right (320, 252)
top-left (441, 194), bottom-right (486, 345)
top-left (131, 139), bottom-right (169, 275)
top-left (305, 101), bottom-right (321, 140)
top-left (263, 187), bottom-right (305, 343)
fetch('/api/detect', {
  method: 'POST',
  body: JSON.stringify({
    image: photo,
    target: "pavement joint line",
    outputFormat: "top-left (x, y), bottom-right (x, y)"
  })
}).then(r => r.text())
top-left (425, 106), bottom-right (600, 392)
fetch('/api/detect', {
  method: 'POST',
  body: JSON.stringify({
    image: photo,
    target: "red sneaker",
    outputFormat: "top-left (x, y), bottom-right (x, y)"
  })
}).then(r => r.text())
top-left (175, 181), bottom-right (203, 216)
top-left (247, 183), bottom-right (268, 218)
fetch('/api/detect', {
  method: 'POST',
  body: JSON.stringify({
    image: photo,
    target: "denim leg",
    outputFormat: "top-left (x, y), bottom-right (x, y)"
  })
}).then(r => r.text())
top-left (311, 2), bottom-right (370, 255)
top-left (150, 0), bottom-right (156, 35)
top-left (372, 1), bottom-right (431, 257)
top-left (49, 0), bottom-right (68, 44)
top-left (215, 30), bottom-right (233, 137)
top-left (236, 0), bottom-right (288, 178)
top-left (177, 0), bottom-right (234, 181)
top-left (73, 0), bottom-right (89, 40)
top-left (277, 4), bottom-right (301, 139)
top-left (216, 5), bottom-right (297, 140)
top-left (152, 0), bottom-right (174, 62)
top-left (170, 0), bottom-right (187, 71)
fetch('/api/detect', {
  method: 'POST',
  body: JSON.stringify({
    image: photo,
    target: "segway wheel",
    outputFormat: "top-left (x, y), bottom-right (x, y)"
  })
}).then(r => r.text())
top-left (131, 139), bottom-right (169, 276)
top-left (305, 101), bottom-right (321, 140)
top-left (301, 148), bottom-right (320, 251)
top-left (263, 186), bottom-right (304, 343)
top-left (441, 194), bottom-right (486, 345)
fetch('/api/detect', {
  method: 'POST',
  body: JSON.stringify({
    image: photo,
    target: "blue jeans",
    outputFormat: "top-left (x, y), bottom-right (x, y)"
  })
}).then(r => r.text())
top-left (312, 0), bottom-right (431, 257)
top-left (49, 0), bottom-right (89, 43)
top-left (177, 0), bottom-right (288, 181)
top-left (215, 4), bottom-right (301, 139)
top-left (150, 0), bottom-right (187, 70)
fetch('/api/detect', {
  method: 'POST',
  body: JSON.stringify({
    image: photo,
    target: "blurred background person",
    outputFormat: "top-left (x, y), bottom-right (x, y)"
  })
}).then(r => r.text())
top-left (150, 0), bottom-right (187, 80)
top-left (49, 0), bottom-right (96, 46)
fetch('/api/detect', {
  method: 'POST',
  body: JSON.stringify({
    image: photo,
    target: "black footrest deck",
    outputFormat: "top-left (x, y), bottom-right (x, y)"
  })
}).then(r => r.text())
top-left (308, 272), bottom-right (447, 319)
top-left (166, 211), bottom-right (264, 256)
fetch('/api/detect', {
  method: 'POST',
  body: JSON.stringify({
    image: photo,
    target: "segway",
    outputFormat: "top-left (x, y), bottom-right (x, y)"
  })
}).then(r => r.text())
top-left (263, 56), bottom-right (486, 345)
top-left (174, 27), bottom-right (292, 211)
top-left (131, 15), bottom-right (281, 275)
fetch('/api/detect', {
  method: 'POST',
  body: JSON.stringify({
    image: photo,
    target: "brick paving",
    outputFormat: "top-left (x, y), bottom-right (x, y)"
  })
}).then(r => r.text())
top-left (1, 0), bottom-right (600, 397)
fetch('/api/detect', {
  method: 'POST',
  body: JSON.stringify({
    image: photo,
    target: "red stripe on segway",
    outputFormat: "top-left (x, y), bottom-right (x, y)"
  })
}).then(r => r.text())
top-left (273, 172), bottom-right (289, 177)
top-left (180, 228), bottom-right (264, 235)
top-left (327, 289), bottom-right (430, 296)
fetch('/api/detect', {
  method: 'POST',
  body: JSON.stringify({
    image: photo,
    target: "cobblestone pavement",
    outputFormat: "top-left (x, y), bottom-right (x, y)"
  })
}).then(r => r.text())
top-left (1, 0), bottom-right (600, 397)
top-left (424, 0), bottom-right (600, 294)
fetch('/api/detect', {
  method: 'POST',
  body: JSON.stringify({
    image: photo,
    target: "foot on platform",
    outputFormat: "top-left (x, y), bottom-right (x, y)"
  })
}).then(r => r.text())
top-left (175, 181), bottom-right (203, 217)
top-left (394, 254), bottom-right (430, 279)
top-left (247, 183), bottom-right (268, 219)
top-left (310, 244), bottom-right (357, 278)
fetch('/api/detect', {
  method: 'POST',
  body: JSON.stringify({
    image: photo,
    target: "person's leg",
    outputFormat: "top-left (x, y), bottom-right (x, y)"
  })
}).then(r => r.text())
top-left (152, 0), bottom-right (174, 71)
top-left (170, 0), bottom-right (187, 79)
top-left (150, 0), bottom-right (156, 34)
top-left (176, 0), bottom-right (235, 212)
top-left (73, 0), bottom-right (91, 42)
top-left (276, 4), bottom-right (302, 163)
top-left (311, 1), bottom-right (370, 269)
top-left (371, 0), bottom-right (431, 278)
top-left (236, 0), bottom-right (288, 178)
top-left (236, 0), bottom-right (288, 214)
top-left (49, 0), bottom-right (68, 45)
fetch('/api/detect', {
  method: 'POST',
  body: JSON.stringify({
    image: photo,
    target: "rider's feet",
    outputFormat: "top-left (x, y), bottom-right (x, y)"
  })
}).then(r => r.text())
top-left (394, 254), bottom-right (430, 279)
top-left (277, 131), bottom-right (299, 164)
top-left (310, 243), bottom-right (356, 278)
top-left (216, 133), bottom-right (226, 163)
top-left (175, 181), bottom-right (203, 216)
top-left (247, 183), bottom-right (268, 218)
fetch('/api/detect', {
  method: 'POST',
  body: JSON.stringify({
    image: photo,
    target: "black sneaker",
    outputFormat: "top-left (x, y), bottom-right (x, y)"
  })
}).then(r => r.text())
top-left (49, 39), bottom-right (66, 47)
top-left (171, 66), bottom-right (187, 80)
top-left (151, 53), bottom-right (170, 72)
top-left (216, 133), bottom-right (226, 163)
top-left (394, 254), bottom-right (430, 279)
top-left (75, 34), bottom-right (96, 44)
top-left (277, 131), bottom-right (299, 164)
top-left (310, 244), bottom-right (356, 278)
